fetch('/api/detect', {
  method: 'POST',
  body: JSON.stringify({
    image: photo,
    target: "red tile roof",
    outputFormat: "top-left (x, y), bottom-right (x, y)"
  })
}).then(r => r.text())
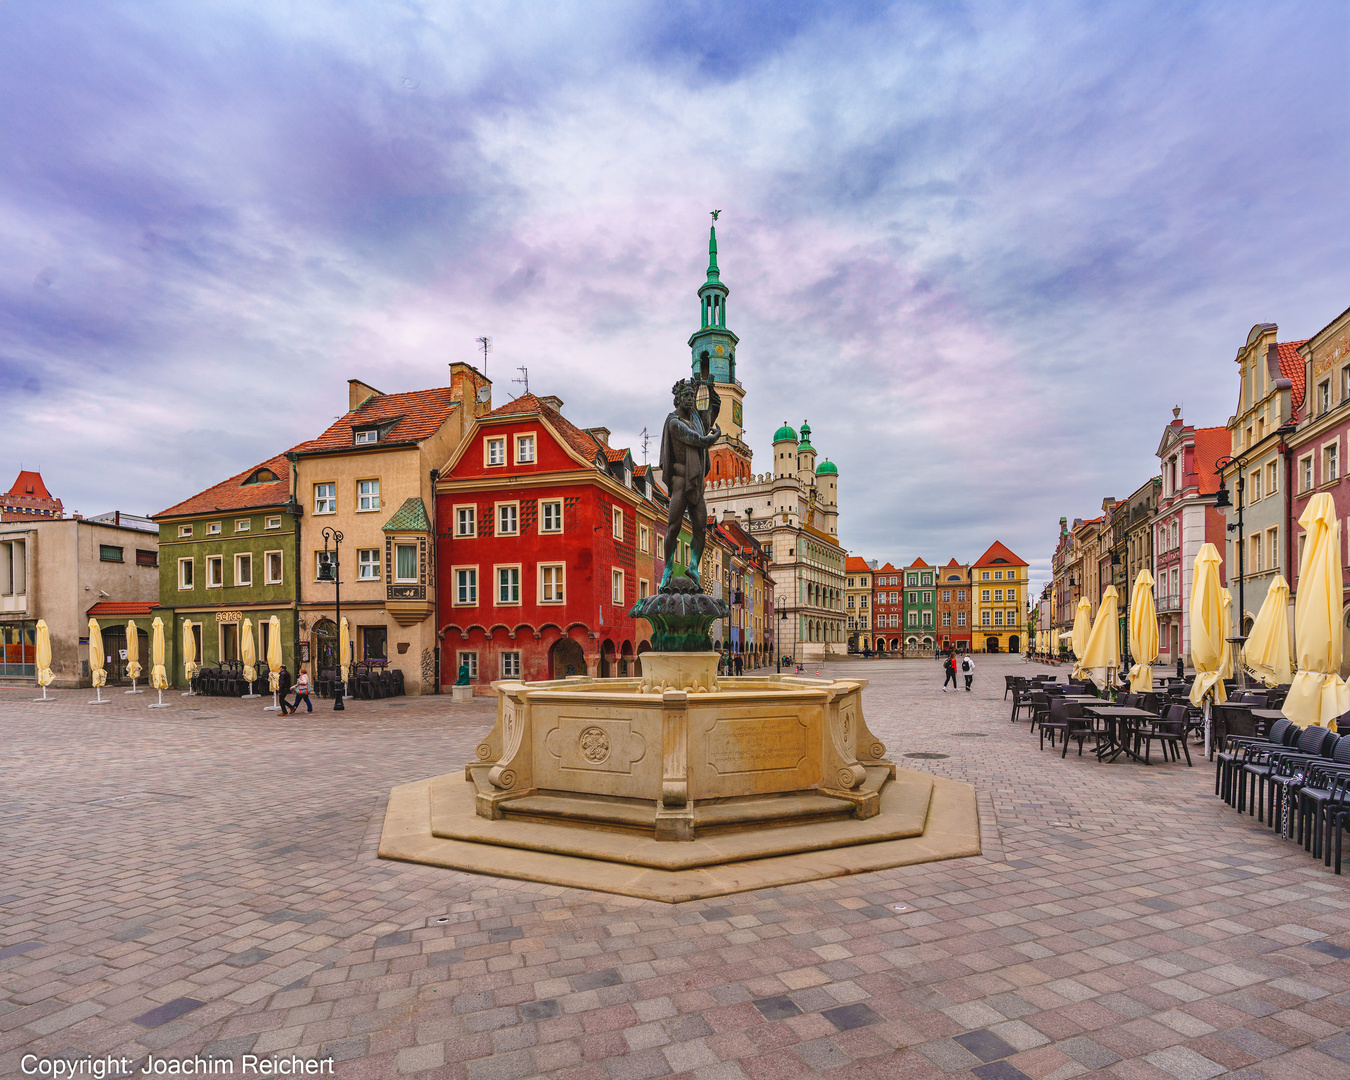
top-left (293, 387), bottom-right (459, 454)
top-left (87, 601), bottom-right (157, 618)
top-left (486, 394), bottom-right (607, 464)
top-left (845, 556), bottom-right (872, 573)
top-left (907, 557), bottom-right (930, 568)
top-left (155, 453), bottom-right (293, 518)
top-left (633, 464), bottom-right (649, 477)
top-left (603, 447), bottom-right (631, 463)
top-left (973, 541), bottom-right (1027, 568)
top-left (875, 562), bottom-right (899, 573)
top-left (6, 470), bottom-right (54, 500)
top-left (944, 558), bottom-right (964, 567)
top-left (1192, 426), bottom-right (1230, 495)
top-left (1277, 340), bottom-right (1307, 416)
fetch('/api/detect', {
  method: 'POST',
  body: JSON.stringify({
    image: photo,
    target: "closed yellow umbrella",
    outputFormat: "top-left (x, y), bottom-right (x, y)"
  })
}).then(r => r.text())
top-left (1188, 543), bottom-right (1228, 754)
top-left (1219, 589), bottom-right (1235, 680)
top-left (1128, 569), bottom-right (1158, 692)
top-left (267, 615), bottom-right (283, 691)
top-left (88, 618), bottom-right (108, 704)
top-left (182, 619), bottom-right (197, 695)
top-left (1243, 575), bottom-right (1292, 687)
top-left (34, 619), bottom-right (54, 700)
top-left (1070, 597), bottom-right (1091, 677)
top-left (339, 616), bottom-right (351, 688)
top-left (1284, 493), bottom-right (1348, 729)
top-left (240, 617), bottom-right (260, 698)
top-left (125, 619), bottom-right (142, 687)
top-left (1080, 585), bottom-right (1120, 689)
top-left (149, 615), bottom-right (170, 708)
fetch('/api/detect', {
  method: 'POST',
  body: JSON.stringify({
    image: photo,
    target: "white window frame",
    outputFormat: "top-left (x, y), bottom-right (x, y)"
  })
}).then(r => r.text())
top-left (234, 552), bottom-right (252, 587)
top-left (1268, 527), bottom-right (1279, 569)
top-left (357, 478), bottom-right (381, 513)
top-left (357, 548), bottom-right (381, 580)
top-left (514, 433), bottom-right (536, 464)
top-left (639, 578), bottom-right (650, 599)
top-left (207, 522), bottom-right (222, 536)
top-left (354, 428), bottom-right (378, 445)
top-left (639, 525), bottom-right (649, 553)
top-left (485, 437), bottom-right (507, 467)
top-left (264, 550), bottom-right (283, 585)
top-left (455, 505), bottom-right (477, 537)
top-left (313, 551), bottom-right (329, 582)
top-left (265, 516), bottom-right (281, 530)
top-left (178, 524), bottom-right (192, 538)
top-left (500, 651), bottom-right (521, 679)
top-left (454, 566), bottom-right (478, 606)
top-left (206, 555), bottom-right (223, 588)
top-left (496, 564), bottom-right (521, 605)
top-left (314, 483), bottom-right (336, 515)
top-left (178, 557), bottom-right (194, 590)
top-left (496, 502), bottom-right (519, 536)
top-left (1300, 454), bottom-right (1314, 493)
top-left (612, 506), bottom-right (623, 541)
top-left (1323, 440), bottom-right (1340, 485)
top-left (457, 651), bottom-right (478, 681)
top-left (235, 519), bottom-right (250, 532)
top-left (540, 500), bottom-right (563, 533)
top-left (612, 568), bottom-right (625, 606)
top-left (539, 562), bottom-right (565, 604)
top-left (394, 543), bottom-right (419, 584)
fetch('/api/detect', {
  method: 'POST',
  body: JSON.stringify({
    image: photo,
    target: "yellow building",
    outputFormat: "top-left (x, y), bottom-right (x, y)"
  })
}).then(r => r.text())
top-left (844, 555), bottom-right (874, 652)
top-left (971, 541), bottom-right (1028, 654)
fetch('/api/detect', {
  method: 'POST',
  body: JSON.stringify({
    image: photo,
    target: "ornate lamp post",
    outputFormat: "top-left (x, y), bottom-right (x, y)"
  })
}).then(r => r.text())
top-left (317, 527), bottom-right (346, 711)
top-left (1214, 455), bottom-right (1250, 685)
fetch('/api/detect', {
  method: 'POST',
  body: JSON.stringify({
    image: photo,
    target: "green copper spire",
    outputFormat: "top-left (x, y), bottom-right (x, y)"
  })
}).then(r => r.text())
top-left (706, 217), bottom-right (720, 283)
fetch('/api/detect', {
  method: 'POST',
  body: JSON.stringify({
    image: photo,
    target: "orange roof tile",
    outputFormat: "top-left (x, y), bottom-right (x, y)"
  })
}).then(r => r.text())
top-left (87, 601), bottom-right (157, 618)
top-left (486, 394), bottom-right (607, 463)
top-left (845, 556), bottom-right (872, 572)
top-left (876, 562), bottom-right (899, 573)
top-left (292, 387), bottom-right (458, 454)
top-left (907, 557), bottom-right (930, 568)
top-left (603, 447), bottom-right (631, 463)
top-left (973, 541), bottom-right (1027, 568)
top-left (6, 470), bottom-right (54, 500)
top-left (155, 453), bottom-right (293, 518)
top-left (944, 558), bottom-right (964, 567)
top-left (1192, 426), bottom-right (1230, 494)
top-left (1277, 340), bottom-right (1307, 416)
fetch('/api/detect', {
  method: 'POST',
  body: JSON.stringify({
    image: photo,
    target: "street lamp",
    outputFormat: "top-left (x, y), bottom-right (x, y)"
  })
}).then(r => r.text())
top-left (1214, 455), bottom-right (1250, 685)
top-left (317, 527), bottom-right (346, 711)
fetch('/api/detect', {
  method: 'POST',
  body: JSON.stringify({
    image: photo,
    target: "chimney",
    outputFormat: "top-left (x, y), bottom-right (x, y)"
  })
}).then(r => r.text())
top-left (869, 559), bottom-right (878, 570)
top-left (448, 361), bottom-right (491, 416)
top-left (538, 395), bottom-right (564, 411)
top-left (348, 379), bottom-right (383, 412)
top-left (585, 427), bottom-right (611, 447)
top-left (721, 507), bottom-right (738, 525)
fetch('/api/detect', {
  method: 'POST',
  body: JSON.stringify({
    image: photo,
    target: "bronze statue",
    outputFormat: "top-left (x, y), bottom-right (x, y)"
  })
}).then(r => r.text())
top-left (659, 377), bottom-right (721, 591)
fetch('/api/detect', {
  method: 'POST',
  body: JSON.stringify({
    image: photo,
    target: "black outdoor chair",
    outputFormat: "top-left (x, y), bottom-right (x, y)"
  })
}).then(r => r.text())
top-left (1264, 727), bottom-right (1341, 833)
top-left (1297, 736), bottom-right (1350, 859)
top-left (1010, 680), bottom-right (1034, 723)
top-left (1236, 720), bottom-right (1302, 819)
top-left (1132, 704), bottom-right (1192, 766)
top-left (1029, 692), bottom-right (1052, 736)
top-left (1040, 699), bottom-right (1083, 751)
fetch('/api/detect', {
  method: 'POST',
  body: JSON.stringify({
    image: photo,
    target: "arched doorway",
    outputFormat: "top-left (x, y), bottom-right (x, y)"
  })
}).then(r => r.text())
top-left (620, 640), bottom-right (635, 676)
top-left (550, 637), bottom-right (585, 679)
top-left (635, 640), bottom-right (650, 676)
top-left (1008, 635), bottom-right (1020, 653)
top-left (985, 636), bottom-right (1000, 653)
top-left (600, 638), bottom-right (616, 678)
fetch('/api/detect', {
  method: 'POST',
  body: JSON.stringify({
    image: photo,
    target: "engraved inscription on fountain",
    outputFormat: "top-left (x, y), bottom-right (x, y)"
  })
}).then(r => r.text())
top-left (706, 715), bottom-right (807, 774)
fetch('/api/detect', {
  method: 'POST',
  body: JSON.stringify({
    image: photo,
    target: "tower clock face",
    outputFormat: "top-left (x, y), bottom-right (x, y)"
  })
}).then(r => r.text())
top-left (715, 345), bottom-right (725, 356)
top-left (732, 401), bottom-right (742, 427)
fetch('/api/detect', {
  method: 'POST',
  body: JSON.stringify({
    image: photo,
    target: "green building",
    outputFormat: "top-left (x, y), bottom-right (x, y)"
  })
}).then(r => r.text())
top-left (151, 454), bottom-right (301, 687)
top-left (902, 558), bottom-right (937, 655)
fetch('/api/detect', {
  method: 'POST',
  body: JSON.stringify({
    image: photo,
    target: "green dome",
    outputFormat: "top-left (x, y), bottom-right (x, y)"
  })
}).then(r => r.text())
top-left (816, 458), bottom-right (838, 476)
top-left (798, 420), bottom-right (814, 452)
top-left (773, 421), bottom-right (798, 443)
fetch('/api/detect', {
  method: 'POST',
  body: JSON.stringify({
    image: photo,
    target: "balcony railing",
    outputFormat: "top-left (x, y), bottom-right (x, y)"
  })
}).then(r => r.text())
top-left (1156, 593), bottom-right (1181, 612)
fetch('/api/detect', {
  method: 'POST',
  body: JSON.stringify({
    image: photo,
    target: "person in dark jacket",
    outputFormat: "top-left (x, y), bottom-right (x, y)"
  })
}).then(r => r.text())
top-left (943, 653), bottom-right (958, 691)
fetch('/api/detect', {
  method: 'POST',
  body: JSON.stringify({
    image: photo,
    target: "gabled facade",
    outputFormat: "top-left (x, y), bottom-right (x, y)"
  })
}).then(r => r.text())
top-left (3, 470), bottom-right (62, 522)
top-left (292, 366), bottom-right (489, 694)
top-left (1223, 324), bottom-right (1303, 639)
top-left (712, 514), bottom-right (775, 664)
top-left (972, 541), bottom-right (1028, 653)
top-left (936, 559), bottom-right (971, 652)
top-left (152, 454), bottom-right (301, 686)
top-left (902, 558), bottom-right (936, 654)
top-left (872, 562), bottom-right (902, 653)
top-left (845, 555), bottom-right (873, 652)
top-left (434, 393), bottom-right (662, 689)
top-left (1152, 409), bottom-right (1228, 665)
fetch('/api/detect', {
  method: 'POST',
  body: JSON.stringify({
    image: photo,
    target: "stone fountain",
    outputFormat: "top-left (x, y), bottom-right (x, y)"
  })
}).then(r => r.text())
top-left (379, 378), bottom-right (978, 901)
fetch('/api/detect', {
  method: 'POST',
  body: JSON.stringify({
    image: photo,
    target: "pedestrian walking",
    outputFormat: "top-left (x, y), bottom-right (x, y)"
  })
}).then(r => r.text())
top-left (961, 654), bottom-right (975, 691)
top-left (942, 652), bottom-right (958, 691)
top-left (1175, 655), bottom-right (1184, 681)
top-left (283, 669), bottom-right (312, 714)
top-left (734, 653), bottom-right (743, 676)
top-left (275, 664), bottom-right (292, 708)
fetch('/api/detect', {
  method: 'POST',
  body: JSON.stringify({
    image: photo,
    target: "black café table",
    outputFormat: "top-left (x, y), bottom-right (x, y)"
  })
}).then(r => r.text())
top-left (1085, 705), bottom-right (1159, 763)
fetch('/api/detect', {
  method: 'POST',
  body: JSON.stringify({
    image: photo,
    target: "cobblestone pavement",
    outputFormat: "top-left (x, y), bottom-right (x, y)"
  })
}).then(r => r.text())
top-left (3, 657), bottom-right (1349, 1080)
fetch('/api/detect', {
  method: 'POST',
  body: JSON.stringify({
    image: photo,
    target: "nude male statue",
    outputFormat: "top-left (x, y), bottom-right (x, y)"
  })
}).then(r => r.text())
top-left (659, 377), bottom-right (721, 591)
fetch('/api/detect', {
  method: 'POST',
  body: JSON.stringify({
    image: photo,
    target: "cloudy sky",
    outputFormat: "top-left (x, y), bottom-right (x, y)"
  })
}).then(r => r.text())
top-left (3, 1), bottom-right (1346, 596)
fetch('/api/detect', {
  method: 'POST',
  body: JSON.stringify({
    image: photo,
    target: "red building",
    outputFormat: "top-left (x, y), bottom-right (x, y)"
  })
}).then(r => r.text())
top-left (936, 558), bottom-right (971, 652)
top-left (434, 394), bottom-right (662, 690)
top-left (3, 470), bottom-right (62, 522)
top-left (872, 561), bottom-right (902, 653)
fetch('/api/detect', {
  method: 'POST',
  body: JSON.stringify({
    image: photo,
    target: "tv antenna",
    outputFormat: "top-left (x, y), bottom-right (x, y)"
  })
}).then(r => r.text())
top-left (640, 427), bottom-right (650, 464)
top-left (512, 366), bottom-right (529, 398)
top-left (475, 335), bottom-right (492, 378)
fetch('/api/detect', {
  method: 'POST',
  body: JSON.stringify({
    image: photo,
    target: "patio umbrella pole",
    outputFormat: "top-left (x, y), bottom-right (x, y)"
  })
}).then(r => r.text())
top-left (264, 690), bottom-right (281, 712)
top-left (126, 678), bottom-right (142, 694)
top-left (88, 685), bottom-right (108, 705)
top-left (150, 688), bottom-right (168, 709)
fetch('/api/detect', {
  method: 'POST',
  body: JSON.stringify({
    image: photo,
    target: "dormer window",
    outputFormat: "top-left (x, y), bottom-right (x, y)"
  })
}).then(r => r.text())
top-left (624, 467), bottom-right (632, 488)
top-left (354, 428), bottom-right (379, 445)
top-left (243, 467), bottom-right (279, 485)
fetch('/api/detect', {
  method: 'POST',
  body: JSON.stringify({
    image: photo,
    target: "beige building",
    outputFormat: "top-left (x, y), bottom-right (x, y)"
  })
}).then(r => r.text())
top-left (292, 364), bottom-right (490, 694)
top-left (0, 516), bottom-right (159, 687)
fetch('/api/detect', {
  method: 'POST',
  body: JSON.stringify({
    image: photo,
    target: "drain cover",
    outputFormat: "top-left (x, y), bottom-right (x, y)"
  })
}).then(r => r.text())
top-left (951, 732), bottom-right (988, 738)
top-left (904, 752), bottom-right (949, 760)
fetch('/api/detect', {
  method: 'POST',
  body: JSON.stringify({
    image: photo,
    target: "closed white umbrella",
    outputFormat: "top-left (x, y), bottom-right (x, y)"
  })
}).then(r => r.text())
top-left (1127, 570), bottom-right (1158, 693)
top-left (149, 616), bottom-right (171, 709)
top-left (181, 619), bottom-right (198, 696)
top-left (124, 619), bottom-right (143, 693)
top-left (88, 618), bottom-right (109, 705)
top-left (34, 619), bottom-right (54, 701)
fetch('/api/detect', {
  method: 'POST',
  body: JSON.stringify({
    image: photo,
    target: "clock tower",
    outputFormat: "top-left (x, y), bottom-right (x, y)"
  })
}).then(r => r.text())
top-left (689, 214), bottom-right (752, 481)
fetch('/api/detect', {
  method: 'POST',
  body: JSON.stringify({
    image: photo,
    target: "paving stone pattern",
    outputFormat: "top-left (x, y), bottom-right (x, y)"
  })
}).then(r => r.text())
top-left (3, 658), bottom-right (1350, 1080)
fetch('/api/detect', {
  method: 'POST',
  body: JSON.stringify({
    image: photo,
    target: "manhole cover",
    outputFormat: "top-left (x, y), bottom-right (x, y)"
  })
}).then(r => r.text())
top-left (951, 732), bottom-right (989, 738)
top-left (904, 752), bottom-right (949, 760)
